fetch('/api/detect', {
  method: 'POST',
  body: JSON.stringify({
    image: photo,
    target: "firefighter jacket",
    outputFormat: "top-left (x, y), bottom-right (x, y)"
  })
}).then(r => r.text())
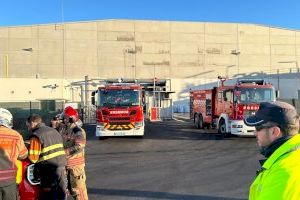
top-left (0, 126), bottom-right (28, 187)
top-left (61, 123), bottom-right (86, 168)
top-left (249, 134), bottom-right (300, 200)
top-left (28, 123), bottom-right (66, 167)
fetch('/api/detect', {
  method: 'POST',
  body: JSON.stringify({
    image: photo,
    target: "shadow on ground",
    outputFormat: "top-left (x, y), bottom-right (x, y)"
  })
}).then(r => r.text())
top-left (88, 188), bottom-right (245, 200)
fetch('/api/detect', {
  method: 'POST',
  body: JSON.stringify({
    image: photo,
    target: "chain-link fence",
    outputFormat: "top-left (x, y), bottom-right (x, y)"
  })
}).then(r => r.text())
top-left (0, 101), bottom-right (62, 139)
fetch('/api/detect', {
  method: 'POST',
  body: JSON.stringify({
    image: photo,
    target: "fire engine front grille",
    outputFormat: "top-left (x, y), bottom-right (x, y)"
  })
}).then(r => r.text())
top-left (109, 117), bottom-right (130, 121)
top-left (105, 122), bottom-right (134, 130)
top-left (109, 122), bottom-right (130, 125)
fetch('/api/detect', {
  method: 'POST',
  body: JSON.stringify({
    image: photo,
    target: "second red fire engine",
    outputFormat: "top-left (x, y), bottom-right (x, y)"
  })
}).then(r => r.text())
top-left (190, 77), bottom-right (276, 137)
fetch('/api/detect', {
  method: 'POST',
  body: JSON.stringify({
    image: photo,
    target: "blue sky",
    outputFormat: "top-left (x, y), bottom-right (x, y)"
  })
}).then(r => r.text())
top-left (1, 0), bottom-right (300, 30)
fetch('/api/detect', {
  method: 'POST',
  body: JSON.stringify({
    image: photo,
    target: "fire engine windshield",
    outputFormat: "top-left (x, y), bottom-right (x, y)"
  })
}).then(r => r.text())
top-left (234, 88), bottom-right (275, 104)
top-left (99, 89), bottom-right (140, 107)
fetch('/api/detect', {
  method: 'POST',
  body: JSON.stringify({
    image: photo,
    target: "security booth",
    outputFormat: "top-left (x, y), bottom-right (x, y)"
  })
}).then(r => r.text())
top-left (140, 79), bottom-right (174, 121)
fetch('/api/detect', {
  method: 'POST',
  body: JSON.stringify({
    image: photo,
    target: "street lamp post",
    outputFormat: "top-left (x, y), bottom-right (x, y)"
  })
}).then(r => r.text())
top-left (123, 48), bottom-right (136, 79)
top-left (123, 50), bottom-right (126, 77)
top-left (3, 54), bottom-right (9, 78)
top-left (277, 69), bottom-right (280, 92)
top-left (231, 50), bottom-right (240, 74)
top-left (226, 65), bottom-right (236, 78)
top-left (131, 65), bottom-right (135, 79)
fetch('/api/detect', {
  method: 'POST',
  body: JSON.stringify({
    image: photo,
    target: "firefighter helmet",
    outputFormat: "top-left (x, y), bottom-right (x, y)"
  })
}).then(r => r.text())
top-left (0, 108), bottom-right (13, 128)
top-left (63, 106), bottom-right (79, 122)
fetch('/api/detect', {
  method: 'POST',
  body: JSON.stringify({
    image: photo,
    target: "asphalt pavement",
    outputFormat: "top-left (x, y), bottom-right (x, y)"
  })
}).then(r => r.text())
top-left (84, 117), bottom-right (260, 200)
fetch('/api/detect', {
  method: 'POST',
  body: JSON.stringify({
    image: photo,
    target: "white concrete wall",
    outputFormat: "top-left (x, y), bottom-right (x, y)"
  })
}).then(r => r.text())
top-left (0, 20), bottom-right (300, 104)
top-left (0, 78), bottom-right (78, 102)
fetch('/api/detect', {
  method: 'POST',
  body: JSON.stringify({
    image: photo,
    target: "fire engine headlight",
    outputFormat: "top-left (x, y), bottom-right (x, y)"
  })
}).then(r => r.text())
top-left (96, 124), bottom-right (104, 131)
top-left (97, 122), bottom-right (106, 127)
top-left (135, 121), bottom-right (144, 128)
top-left (232, 124), bottom-right (243, 128)
top-left (97, 122), bottom-right (105, 126)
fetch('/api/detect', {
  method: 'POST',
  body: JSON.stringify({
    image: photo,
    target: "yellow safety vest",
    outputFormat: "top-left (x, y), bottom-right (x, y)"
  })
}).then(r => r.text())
top-left (249, 134), bottom-right (300, 200)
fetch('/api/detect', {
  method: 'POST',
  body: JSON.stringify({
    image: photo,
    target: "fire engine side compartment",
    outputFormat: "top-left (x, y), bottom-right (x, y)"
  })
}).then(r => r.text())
top-left (190, 89), bottom-right (213, 125)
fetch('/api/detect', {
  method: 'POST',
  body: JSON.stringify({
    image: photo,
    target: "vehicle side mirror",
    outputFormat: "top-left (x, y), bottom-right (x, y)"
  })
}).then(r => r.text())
top-left (276, 90), bottom-right (280, 98)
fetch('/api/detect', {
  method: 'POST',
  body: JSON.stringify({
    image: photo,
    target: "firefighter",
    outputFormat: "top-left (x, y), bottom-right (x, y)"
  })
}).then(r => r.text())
top-left (50, 114), bottom-right (64, 132)
top-left (0, 108), bottom-right (28, 200)
top-left (62, 106), bottom-right (88, 200)
top-left (244, 101), bottom-right (300, 199)
top-left (27, 114), bottom-right (67, 200)
top-left (50, 116), bottom-right (60, 130)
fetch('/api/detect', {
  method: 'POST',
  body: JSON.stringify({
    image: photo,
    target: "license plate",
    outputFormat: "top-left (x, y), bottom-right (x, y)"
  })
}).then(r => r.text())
top-left (114, 132), bottom-right (125, 136)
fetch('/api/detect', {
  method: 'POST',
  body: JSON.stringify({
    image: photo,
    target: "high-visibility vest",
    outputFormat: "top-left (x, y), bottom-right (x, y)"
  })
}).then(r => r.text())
top-left (0, 126), bottom-right (27, 186)
top-left (31, 124), bottom-right (66, 167)
top-left (249, 134), bottom-right (300, 199)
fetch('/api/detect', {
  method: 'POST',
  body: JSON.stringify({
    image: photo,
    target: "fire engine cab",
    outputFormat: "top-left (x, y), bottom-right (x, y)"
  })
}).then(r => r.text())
top-left (190, 77), bottom-right (276, 137)
top-left (92, 82), bottom-right (145, 139)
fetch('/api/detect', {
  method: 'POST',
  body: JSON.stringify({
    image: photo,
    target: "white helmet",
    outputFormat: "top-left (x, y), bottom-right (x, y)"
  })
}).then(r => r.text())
top-left (0, 108), bottom-right (13, 128)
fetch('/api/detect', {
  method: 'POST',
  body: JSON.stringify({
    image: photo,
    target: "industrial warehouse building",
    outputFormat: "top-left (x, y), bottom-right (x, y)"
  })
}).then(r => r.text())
top-left (0, 19), bottom-right (300, 113)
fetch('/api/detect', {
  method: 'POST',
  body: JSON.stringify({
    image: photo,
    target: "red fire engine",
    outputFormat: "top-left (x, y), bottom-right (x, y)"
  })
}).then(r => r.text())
top-left (190, 77), bottom-right (276, 137)
top-left (92, 82), bottom-right (145, 139)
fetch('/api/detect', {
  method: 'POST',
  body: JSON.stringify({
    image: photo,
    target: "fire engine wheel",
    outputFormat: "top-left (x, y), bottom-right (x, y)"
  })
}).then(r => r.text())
top-left (218, 119), bottom-right (230, 138)
top-left (204, 123), bottom-right (211, 129)
top-left (195, 114), bottom-right (204, 129)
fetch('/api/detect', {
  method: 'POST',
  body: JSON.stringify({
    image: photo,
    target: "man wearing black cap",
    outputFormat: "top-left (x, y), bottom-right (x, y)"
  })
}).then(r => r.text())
top-left (244, 101), bottom-right (300, 199)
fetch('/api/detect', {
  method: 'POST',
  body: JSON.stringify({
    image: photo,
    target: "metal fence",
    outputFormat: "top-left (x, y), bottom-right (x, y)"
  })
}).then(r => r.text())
top-left (82, 105), bottom-right (97, 124)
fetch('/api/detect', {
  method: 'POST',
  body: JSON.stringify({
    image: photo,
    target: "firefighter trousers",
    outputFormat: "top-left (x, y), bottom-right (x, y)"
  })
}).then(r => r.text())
top-left (67, 166), bottom-right (88, 200)
top-left (38, 165), bottom-right (67, 200)
top-left (0, 183), bottom-right (17, 200)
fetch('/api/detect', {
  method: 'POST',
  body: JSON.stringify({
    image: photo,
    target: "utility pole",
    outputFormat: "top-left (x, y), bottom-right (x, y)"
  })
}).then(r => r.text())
top-left (84, 75), bottom-right (89, 106)
top-left (153, 65), bottom-right (156, 107)
top-left (4, 54), bottom-right (9, 78)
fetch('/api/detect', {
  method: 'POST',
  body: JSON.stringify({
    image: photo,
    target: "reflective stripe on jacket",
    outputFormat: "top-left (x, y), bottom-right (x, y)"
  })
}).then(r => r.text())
top-left (29, 123), bottom-right (66, 167)
top-left (0, 126), bottom-right (28, 186)
top-left (39, 143), bottom-right (65, 162)
top-left (28, 137), bottom-right (41, 163)
top-left (16, 160), bottom-right (22, 184)
top-left (249, 134), bottom-right (300, 200)
top-left (0, 168), bottom-right (17, 182)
